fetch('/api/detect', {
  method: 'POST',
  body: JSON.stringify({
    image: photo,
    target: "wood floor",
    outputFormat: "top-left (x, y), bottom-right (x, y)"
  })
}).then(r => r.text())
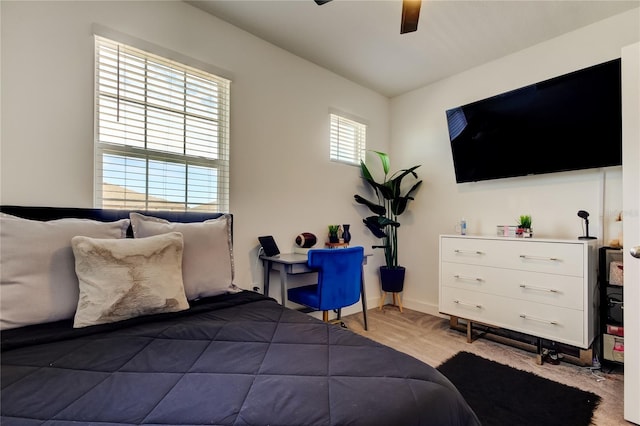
top-left (341, 305), bottom-right (626, 426)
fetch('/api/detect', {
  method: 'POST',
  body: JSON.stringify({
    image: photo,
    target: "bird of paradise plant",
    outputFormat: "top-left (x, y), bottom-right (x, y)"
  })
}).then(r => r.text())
top-left (354, 151), bottom-right (422, 268)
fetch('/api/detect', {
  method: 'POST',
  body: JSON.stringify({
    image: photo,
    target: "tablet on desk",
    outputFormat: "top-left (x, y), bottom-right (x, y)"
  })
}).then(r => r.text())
top-left (258, 235), bottom-right (280, 257)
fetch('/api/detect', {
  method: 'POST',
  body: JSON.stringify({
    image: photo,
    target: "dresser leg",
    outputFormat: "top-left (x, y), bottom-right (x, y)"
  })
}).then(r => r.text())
top-left (579, 348), bottom-right (593, 366)
top-left (536, 338), bottom-right (544, 365)
top-left (449, 316), bottom-right (459, 328)
top-left (449, 316), bottom-right (472, 342)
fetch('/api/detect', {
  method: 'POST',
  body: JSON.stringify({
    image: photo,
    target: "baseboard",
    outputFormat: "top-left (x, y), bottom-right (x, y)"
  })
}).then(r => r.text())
top-left (336, 296), bottom-right (444, 320)
top-left (401, 298), bottom-right (444, 318)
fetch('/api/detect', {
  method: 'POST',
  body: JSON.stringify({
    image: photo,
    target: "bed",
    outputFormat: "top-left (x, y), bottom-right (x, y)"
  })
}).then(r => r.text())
top-left (0, 206), bottom-right (480, 426)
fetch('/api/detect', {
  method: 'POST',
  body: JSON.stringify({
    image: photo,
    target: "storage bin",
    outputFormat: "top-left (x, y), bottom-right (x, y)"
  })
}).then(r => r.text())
top-left (609, 261), bottom-right (623, 285)
top-left (607, 324), bottom-right (624, 336)
top-left (603, 334), bottom-right (624, 363)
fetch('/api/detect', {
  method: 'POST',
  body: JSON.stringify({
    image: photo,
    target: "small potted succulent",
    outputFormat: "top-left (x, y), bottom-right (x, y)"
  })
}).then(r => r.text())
top-left (517, 215), bottom-right (532, 238)
top-left (328, 225), bottom-right (340, 243)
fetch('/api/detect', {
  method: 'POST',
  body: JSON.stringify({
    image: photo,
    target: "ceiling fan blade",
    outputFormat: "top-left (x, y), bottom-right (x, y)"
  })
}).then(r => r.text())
top-left (314, 0), bottom-right (332, 5)
top-left (400, 0), bottom-right (421, 34)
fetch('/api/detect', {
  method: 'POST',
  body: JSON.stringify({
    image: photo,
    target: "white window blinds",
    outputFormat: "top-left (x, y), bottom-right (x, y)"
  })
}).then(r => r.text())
top-left (94, 36), bottom-right (230, 212)
top-left (330, 113), bottom-right (367, 165)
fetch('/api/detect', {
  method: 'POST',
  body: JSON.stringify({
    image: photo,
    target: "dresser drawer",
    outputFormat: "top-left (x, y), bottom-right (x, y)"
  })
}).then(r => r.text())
top-left (440, 236), bottom-right (585, 277)
top-left (440, 262), bottom-right (584, 310)
top-left (440, 287), bottom-right (585, 347)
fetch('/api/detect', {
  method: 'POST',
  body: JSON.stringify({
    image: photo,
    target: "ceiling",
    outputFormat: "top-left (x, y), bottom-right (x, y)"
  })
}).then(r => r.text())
top-left (187, 0), bottom-right (639, 97)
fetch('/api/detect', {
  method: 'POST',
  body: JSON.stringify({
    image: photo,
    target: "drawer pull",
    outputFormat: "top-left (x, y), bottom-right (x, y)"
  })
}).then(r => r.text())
top-left (519, 254), bottom-right (560, 261)
top-left (519, 283), bottom-right (560, 293)
top-left (454, 300), bottom-right (482, 309)
top-left (519, 314), bottom-right (558, 326)
top-left (454, 249), bottom-right (484, 255)
top-left (454, 274), bottom-right (484, 282)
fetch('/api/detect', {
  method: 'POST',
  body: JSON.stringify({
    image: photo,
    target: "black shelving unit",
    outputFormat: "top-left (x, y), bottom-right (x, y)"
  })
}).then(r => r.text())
top-left (599, 246), bottom-right (624, 365)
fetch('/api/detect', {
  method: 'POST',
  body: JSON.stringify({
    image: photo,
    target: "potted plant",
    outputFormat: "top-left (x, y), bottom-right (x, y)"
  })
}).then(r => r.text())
top-left (517, 215), bottom-right (532, 238)
top-left (328, 225), bottom-right (340, 243)
top-left (354, 151), bottom-right (422, 292)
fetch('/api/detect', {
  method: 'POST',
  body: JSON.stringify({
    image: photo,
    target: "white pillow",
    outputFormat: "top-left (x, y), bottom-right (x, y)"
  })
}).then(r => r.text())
top-left (0, 213), bottom-right (130, 330)
top-left (72, 232), bottom-right (189, 328)
top-left (129, 213), bottom-right (236, 300)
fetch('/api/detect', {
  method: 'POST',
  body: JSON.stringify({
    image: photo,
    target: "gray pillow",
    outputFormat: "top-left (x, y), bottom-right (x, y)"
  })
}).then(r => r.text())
top-left (130, 213), bottom-right (235, 300)
top-left (72, 232), bottom-right (189, 328)
top-left (0, 213), bottom-right (130, 330)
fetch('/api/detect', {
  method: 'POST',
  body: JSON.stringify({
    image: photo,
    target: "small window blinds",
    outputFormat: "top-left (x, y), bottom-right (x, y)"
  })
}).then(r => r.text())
top-left (329, 112), bottom-right (367, 166)
top-left (94, 36), bottom-right (230, 212)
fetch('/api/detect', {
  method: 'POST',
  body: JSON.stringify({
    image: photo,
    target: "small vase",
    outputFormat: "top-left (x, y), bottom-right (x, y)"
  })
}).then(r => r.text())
top-left (329, 234), bottom-right (339, 243)
top-left (342, 224), bottom-right (351, 243)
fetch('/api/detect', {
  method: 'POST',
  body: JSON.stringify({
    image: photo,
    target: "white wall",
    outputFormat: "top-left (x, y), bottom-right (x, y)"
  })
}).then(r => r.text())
top-left (2, 2), bottom-right (639, 320)
top-left (391, 9), bottom-right (640, 315)
top-left (0, 1), bottom-right (390, 312)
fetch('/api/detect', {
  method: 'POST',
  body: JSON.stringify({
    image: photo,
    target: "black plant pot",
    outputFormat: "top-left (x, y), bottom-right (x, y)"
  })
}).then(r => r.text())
top-left (380, 266), bottom-right (406, 292)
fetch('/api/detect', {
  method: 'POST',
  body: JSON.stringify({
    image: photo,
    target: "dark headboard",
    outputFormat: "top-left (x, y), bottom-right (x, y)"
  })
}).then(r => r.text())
top-left (0, 206), bottom-right (231, 238)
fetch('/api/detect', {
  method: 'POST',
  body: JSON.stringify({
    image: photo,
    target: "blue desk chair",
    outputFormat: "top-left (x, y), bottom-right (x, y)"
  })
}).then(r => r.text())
top-left (288, 246), bottom-right (368, 330)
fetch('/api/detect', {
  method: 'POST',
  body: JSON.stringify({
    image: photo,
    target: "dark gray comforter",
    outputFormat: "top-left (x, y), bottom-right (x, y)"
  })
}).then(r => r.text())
top-left (1, 291), bottom-right (480, 425)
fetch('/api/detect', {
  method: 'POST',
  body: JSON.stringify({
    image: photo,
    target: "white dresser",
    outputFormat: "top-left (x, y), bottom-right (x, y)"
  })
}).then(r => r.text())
top-left (439, 235), bottom-right (597, 362)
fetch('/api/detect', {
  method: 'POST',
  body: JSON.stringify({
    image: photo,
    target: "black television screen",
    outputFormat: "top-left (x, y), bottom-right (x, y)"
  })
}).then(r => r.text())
top-left (446, 59), bottom-right (622, 183)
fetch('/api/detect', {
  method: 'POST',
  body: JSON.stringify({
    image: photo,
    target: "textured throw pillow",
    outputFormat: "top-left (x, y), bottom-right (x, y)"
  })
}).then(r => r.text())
top-left (0, 213), bottom-right (130, 330)
top-left (130, 213), bottom-right (235, 300)
top-left (72, 232), bottom-right (189, 328)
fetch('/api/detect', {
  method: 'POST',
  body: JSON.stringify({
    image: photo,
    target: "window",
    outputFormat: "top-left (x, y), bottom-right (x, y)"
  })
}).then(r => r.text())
top-left (94, 36), bottom-right (230, 212)
top-left (329, 112), bottom-right (367, 166)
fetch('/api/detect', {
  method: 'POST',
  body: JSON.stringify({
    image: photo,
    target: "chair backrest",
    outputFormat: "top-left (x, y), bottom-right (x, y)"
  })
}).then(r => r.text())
top-left (307, 246), bottom-right (364, 311)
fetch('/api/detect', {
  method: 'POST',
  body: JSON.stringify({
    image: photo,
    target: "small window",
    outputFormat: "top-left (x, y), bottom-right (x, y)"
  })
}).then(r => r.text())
top-left (329, 112), bottom-right (366, 166)
top-left (94, 36), bottom-right (230, 212)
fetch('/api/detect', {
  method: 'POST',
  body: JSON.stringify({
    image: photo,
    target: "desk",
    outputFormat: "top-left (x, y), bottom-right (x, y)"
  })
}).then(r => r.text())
top-left (260, 253), bottom-right (369, 330)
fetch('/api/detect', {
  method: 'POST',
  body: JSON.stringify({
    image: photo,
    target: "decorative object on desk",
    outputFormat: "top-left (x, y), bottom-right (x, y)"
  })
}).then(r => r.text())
top-left (328, 225), bottom-right (340, 243)
top-left (341, 224), bottom-right (351, 243)
top-left (354, 150), bottom-right (422, 294)
top-left (516, 214), bottom-right (532, 238)
top-left (577, 210), bottom-right (597, 240)
top-left (295, 232), bottom-right (317, 248)
top-left (258, 235), bottom-right (280, 257)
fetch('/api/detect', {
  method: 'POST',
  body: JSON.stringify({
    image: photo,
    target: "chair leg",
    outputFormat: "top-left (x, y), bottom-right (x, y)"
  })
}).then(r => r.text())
top-left (360, 268), bottom-right (368, 331)
top-left (323, 311), bottom-right (329, 322)
top-left (362, 305), bottom-right (368, 331)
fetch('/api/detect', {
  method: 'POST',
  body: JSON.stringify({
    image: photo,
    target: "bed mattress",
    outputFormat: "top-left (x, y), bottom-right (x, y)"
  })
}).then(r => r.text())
top-left (1, 291), bottom-right (479, 425)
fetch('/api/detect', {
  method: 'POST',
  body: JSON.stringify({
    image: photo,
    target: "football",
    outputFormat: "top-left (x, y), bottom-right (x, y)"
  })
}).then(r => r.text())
top-left (295, 232), bottom-right (317, 248)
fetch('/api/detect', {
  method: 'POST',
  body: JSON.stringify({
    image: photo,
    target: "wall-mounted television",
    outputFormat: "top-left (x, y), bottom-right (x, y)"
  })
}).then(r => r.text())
top-left (446, 59), bottom-right (622, 183)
